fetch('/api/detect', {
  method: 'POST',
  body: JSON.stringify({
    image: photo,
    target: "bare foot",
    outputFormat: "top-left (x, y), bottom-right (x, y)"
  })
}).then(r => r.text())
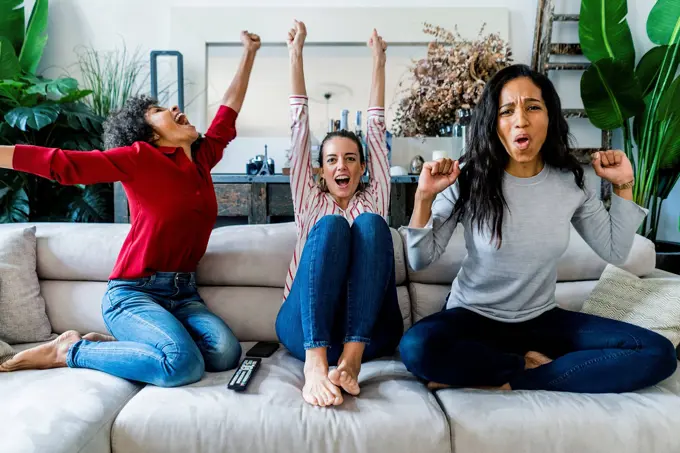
top-left (524, 351), bottom-right (552, 370)
top-left (0, 330), bottom-right (81, 372)
top-left (302, 348), bottom-right (343, 407)
top-left (329, 342), bottom-right (363, 396)
top-left (427, 381), bottom-right (452, 390)
top-left (82, 332), bottom-right (116, 342)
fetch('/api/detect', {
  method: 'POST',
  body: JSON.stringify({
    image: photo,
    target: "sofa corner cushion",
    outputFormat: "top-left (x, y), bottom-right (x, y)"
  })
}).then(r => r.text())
top-left (0, 226), bottom-right (54, 343)
top-left (436, 367), bottom-right (680, 453)
top-left (1, 358), bottom-right (140, 453)
top-left (112, 347), bottom-right (451, 453)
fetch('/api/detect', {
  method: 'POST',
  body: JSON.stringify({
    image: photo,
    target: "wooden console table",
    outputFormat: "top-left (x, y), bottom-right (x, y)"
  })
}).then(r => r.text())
top-left (113, 174), bottom-right (420, 228)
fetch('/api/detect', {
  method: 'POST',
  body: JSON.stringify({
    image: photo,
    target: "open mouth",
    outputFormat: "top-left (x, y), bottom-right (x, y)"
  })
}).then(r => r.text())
top-left (335, 176), bottom-right (351, 189)
top-left (174, 112), bottom-right (190, 126)
top-left (514, 134), bottom-right (531, 150)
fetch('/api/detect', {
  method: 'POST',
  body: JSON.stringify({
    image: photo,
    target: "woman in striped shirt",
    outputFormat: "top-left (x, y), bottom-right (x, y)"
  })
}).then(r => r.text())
top-left (275, 21), bottom-right (403, 407)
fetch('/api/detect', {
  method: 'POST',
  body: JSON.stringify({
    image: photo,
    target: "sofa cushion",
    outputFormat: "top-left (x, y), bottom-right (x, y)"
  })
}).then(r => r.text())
top-left (0, 223), bottom-right (130, 282)
top-left (198, 223), bottom-right (407, 287)
top-left (0, 226), bottom-right (54, 343)
top-left (435, 366), bottom-right (680, 453)
top-left (406, 226), bottom-right (656, 285)
top-left (111, 344), bottom-right (451, 453)
top-left (1, 343), bottom-right (140, 453)
top-left (581, 264), bottom-right (680, 346)
top-left (40, 281), bottom-right (110, 336)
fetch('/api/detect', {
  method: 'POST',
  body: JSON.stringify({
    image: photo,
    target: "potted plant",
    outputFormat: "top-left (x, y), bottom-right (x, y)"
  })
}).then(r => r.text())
top-left (392, 23), bottom-right (512, 138)
top-left (578, 0), bottom-right (680, 273)
top-left (0, 0), bottom-right (111, 222)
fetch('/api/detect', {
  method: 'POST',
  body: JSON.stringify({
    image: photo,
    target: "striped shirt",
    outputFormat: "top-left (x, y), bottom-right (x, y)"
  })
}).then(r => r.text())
top-left (284, 95), bottom-right (390, 300)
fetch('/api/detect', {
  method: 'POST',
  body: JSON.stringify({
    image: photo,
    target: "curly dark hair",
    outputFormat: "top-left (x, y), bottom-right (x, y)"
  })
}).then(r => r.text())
top-left (453, 64), bottom-right (585, 248)
top-left (102, 95), bottom-right (157, 149)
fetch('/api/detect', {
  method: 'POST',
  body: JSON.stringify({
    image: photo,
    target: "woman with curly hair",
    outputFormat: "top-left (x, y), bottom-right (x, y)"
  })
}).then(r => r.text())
top-left (398, 64), bottom-right (677, 393)
top-left (0, 32), bottom-right (261, 387)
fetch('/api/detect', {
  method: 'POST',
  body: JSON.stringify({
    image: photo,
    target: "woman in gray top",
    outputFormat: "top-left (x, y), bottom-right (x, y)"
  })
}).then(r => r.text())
top-left (399, 64), bottom-right (677, 393)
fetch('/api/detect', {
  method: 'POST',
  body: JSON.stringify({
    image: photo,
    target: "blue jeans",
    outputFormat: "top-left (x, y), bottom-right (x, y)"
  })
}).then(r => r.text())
top-left (276, 213), bottom-right (404, 365)
top-left (66, 272), bottom-right (241, 387)
top-left (399, 306), bottom-right (677, 393)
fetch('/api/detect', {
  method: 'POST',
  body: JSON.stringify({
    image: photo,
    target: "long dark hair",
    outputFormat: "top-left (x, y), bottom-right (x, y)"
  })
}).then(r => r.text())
top-left (453, 64), bottom-right (584, 247)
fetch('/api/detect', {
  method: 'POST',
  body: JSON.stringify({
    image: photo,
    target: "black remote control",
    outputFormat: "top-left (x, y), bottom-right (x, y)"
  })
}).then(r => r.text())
top-left (227, 357), bottom-right (261, 391)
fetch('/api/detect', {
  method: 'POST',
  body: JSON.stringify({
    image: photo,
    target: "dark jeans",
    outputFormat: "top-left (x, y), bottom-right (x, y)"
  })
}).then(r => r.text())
top-left (67, 272), bottom-right (241, 387)
top-left (276, 213), bottom-right (404, 365)
top-left (399, 306), bottom-right (677, 393)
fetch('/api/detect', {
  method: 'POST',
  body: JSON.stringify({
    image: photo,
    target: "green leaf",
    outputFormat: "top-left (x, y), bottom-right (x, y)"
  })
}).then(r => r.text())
top-left (633, 94), bottom-right (655, 148)
top-left (67, 184), bottom-right (112, 222)
top-left (657, 171), bottom-right (679, 200)
top-left (56, 89), bottom-right (93, 104)
top-left (0, 0), bottom-right (25, 54)
top-left (579, 0), bottom-right (636, 68)
top-left (647, 0), bottom-right (680, 45)
top-left (659, 114), bottom-right (680, 169)
top-left (0, 36), bottom-right (21, 80)
top-left (0, 79), bottom-right (25, 103)
top-left (18, 0), bottom-right (48, 74)
top-left (635, 45), bottom-right (679, 97)
top-left (26, 77), bottom-right (79, 97)
top-left (0, 176), bottom-right (30, 223)
top-left (5, 104), bottom-right (60, 131)
top-left (580, 58), bottom-right (645, 130)
top-left (60, 102), bottom-right (103, 135)
top-left (657, 76), bottom-right (680, 120)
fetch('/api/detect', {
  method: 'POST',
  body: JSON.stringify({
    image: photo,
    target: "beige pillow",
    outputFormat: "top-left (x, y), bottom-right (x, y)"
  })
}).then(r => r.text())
top-left (0, 227), bottom-right (54, 343)
top-left (581, 264), bottom-right (680, 347)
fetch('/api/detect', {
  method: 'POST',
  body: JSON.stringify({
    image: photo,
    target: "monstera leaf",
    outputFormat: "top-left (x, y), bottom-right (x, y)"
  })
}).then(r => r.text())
top-left (26, 77), bottom-right (79, 97)
top-left (60, 102), bottom-right (103, 135)
top-left (5, 104), bottom-right (60, 131)
top-left (67, 184), bottom-right (112, 223)
top-left (579, 0), bottom-right (636, 68)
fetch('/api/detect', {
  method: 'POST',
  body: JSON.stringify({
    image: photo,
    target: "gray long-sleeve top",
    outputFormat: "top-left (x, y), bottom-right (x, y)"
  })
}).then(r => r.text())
top-left (402, 165), bottom-right (648, 322)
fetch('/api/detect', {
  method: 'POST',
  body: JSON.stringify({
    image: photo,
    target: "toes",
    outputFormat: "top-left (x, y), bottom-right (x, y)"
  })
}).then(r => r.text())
top-left (328, 368), bottom-right (341, 386)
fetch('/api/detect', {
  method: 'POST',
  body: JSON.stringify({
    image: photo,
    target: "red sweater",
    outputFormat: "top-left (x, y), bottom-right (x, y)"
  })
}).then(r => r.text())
top-left (13, 105), bottom-right (238, 280)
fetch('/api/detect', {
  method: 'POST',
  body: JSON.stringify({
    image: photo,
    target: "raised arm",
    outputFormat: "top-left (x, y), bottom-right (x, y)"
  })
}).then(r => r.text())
top-left (200, 31), bottom-right (261, 169)
top-left (365, 29), bottom-right (390, 217)
top-left (287, 21), bottom-right (318, 216)
top-left (572, 151), bottom-right (646, 264)
top-left (402, 158), bottom-right (461, 270)
top-left (0, 144), bottom-right (138, 185)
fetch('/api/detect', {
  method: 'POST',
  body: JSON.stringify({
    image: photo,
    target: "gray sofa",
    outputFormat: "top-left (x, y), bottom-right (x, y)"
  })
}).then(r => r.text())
top-left (1, 221), bottom-right (679, 453)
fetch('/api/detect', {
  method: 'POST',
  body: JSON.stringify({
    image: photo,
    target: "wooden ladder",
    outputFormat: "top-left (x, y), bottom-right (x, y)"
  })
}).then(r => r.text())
top-left (531, 0), bottom-right (612, 200)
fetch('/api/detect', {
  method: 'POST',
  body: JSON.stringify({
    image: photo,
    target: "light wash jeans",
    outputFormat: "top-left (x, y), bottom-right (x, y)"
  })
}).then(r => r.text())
top-left (67, 272), bottom-right (241, 387)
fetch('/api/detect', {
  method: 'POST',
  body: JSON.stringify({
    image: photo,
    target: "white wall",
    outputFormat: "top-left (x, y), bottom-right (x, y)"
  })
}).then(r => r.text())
top-left (29, 0), bottom-right (678, 242)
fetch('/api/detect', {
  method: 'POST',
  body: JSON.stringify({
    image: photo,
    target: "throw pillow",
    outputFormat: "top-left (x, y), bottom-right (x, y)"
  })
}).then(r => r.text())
top-left (581, 264), bottom-right (680, 347)
top-left (0, 226), bottom-right (54, 343)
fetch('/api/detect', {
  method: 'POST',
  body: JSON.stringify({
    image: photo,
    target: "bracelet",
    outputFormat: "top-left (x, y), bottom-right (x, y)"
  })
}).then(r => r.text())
top-left (613, 180), bottom-right (634, 190)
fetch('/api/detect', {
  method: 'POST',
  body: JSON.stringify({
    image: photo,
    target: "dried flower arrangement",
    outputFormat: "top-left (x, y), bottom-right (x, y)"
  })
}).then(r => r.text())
top-left (392, 23), bottom-right (513, 137)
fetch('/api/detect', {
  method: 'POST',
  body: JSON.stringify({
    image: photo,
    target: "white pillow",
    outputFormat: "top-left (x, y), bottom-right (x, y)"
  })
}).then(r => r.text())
top-left (581, 264), bottom-right (680, 347)
top-left (0, 227), bottom-right (54, 343)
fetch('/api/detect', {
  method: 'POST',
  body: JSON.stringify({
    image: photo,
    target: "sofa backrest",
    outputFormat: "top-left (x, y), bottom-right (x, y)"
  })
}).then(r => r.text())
top-left (0, 222), bottom-right (411, 342)
top-left (405, 225), bottom-right (656, 285)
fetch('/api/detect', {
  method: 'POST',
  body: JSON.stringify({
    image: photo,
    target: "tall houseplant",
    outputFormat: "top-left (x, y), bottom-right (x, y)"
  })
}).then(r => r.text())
top-left (579, 0), bottom-right (680, 242)
top-left (0, 0), bottom-right (111, 222)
